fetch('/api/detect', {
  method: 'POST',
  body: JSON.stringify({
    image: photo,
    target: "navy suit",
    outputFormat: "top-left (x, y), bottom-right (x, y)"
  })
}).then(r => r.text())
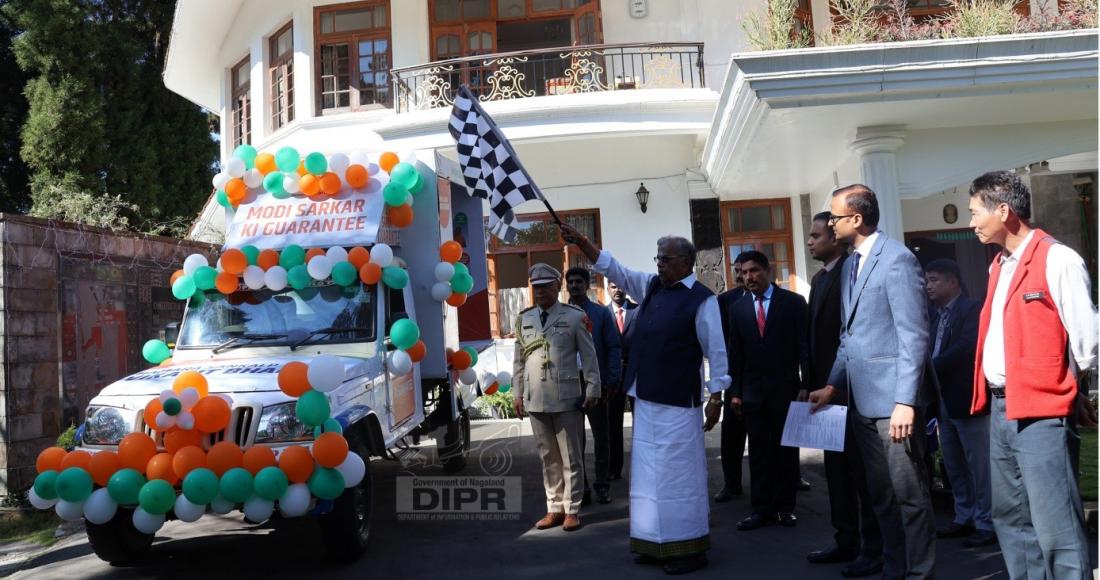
top-left (575, 297), bottom-right (621, 494)
top-left (717, 287), bottom-right (749, 490)
top-left (606, 299), bottom-right (636, 478)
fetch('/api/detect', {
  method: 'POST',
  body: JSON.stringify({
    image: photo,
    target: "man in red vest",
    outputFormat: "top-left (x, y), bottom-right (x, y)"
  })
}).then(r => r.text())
top-left (968, 170), bottom-right (1096, 579)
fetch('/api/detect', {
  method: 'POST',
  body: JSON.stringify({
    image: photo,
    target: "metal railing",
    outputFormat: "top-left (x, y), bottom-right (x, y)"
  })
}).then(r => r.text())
top-left (390, 42), bottom-right (705, 113)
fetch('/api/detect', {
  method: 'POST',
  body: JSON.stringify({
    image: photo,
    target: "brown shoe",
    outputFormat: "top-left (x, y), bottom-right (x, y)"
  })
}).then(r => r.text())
top-left (562, 514), bottom-right (581, 531)
top-left (535, 512), bottom-right (565, 529)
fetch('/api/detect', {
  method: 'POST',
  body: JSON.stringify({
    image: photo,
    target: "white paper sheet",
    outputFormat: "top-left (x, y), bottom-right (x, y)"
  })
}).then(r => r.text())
top-left (780, 401), bottom-right (847, 452)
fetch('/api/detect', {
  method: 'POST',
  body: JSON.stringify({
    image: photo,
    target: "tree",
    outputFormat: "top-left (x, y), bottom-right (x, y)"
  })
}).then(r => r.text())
top-left (4, 0), bottom-right (216, 234)
top-left (0, 3), bottom-right (30, 212)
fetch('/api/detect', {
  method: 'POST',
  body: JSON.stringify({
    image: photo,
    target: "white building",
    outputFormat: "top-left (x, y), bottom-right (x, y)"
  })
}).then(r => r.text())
top-left (165, 0), bottom-right (1098, 338)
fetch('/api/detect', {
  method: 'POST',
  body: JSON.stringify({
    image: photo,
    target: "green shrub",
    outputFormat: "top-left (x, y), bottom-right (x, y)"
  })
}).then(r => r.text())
top-left (743, 0), bottom-right (812, 51)
top-left (56, 424), bottom-right (77, 451)
top-left (475, 391), bottom-right (516, 419)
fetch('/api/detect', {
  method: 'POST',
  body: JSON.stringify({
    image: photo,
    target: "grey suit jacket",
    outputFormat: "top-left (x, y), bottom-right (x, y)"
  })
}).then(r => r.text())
top-left (827, 233), bottom-right (931, 419)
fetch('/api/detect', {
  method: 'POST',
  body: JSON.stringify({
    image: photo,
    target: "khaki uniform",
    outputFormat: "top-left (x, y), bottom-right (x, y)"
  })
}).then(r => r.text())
top-left (513, 301), bottom-right (601, 514)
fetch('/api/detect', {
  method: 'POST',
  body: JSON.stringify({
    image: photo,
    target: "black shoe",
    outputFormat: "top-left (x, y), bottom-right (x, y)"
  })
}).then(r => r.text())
top-left (634, 554), bottom-right (664, 566)
top-left (777, 512), bottom-right (798, 527)
top-left (962, 530), bottom-right (997, 548)
top-left (713, 486), bottom-right (740, 502)
top-left (736, 513), bottom-right (774, 531)
top-left (798, 478), bottom-right (811, 491)
top-left (807, 546), bottom-right (858, 564)
top-left (663, 554), bottom-right (708, 575)
top-left (581, 488), bottom-right (592, 507)
top-left (608, 473), bottom-right (623, 481)
top-left (840, 557), bottom-right (884, 578)
top-left (595, 487), bottom-right (612, 504)
top-left (935, 521), bottom-right (975, 538)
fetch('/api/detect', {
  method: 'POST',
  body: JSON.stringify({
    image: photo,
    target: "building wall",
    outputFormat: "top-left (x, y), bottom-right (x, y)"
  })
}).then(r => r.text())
top-left (1030, 172), bottom-right (1097, 262)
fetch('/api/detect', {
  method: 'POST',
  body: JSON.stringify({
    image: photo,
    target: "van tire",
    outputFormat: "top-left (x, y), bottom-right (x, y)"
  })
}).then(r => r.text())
top-left (319, 430), bottom-right (373, 562)
top-left (440, 408), bottom-right (471, 473)
top-left (85, 507), bottom-right (154, 564)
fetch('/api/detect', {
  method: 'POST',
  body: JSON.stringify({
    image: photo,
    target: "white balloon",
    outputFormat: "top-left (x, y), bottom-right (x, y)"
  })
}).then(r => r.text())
top-left (159, 389), bottom-right (176, 403)
top-left (243, 168), bottom-right (263, 189)
top-left (183, 254), bottom-right (208, 276)
top-left (307, 256), bottom-right (334, 280)
top-left (243, 265), bottom-right (266, 290)
top-left (264, 266), bottom-right (288, 291)
top-left (243, 497), bottom-right (275, 524)
top-left (348, 151), bottom-right (369, 168)
top-left (364, 178), bottom-right (383, 194)
top-left (173, 495), bottom-right (205, 523)
top-left (210, 495), bottom-right (235, 515)
top-left (212, 171), bottom-right (231, 190)
top-left (308, 355), bottom-right (345, 393)
top-left (215, 257), bottom-right (223, 272)
top-left (497, 371), bottom-right (513, 385)
top-left (155, 412), bottom-right (175, 430)
top-left (482, 372), bottom-right (498, 387)
top-left (328, 153), bottom-right (350, 175)
top-left (434, 262), bottom-right (455, 283)
top-left (431, 282), bottom-right (453, 302)
top-left (132, 507), bottom-right (165, 534)
top-left (178, 387), bottom-right (200, 409)
top-left (369, 244), bottom-right (393, 268)
top-left (283, 174), bottom-right (300, 194)
top-left (83, 488), bottom-right (117, 525)
top-left (388, 350), bottom-right (412, 375)
top-left (459, 367), bottom-right (478, 385)
top-left (176, 412), bottom-right (195, 431)
top-left (326, 246), bottom-right (348, 263)
top-left (335, 452), bottom-right (366, 488)
top-left (367, 162), bottom-right (380, 176)
top-left (278, 483), bottom-right (311, 518)
top-left (225, 157), bottom-right (246, 178)
top-left (55, 499), bottom-right (84, 522)
top-left (28, 487), bottom-right (57, 510)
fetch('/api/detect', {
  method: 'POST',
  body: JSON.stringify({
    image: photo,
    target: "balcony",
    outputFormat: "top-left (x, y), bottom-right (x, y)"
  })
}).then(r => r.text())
top-left (389, 42), bottom-right (706, 113)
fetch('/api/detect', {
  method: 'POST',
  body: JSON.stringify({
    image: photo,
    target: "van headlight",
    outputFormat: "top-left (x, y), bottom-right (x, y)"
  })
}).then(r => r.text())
top-left (82, 406), bottom-right (135, 445)
top-left (255, 402), bottom-right (313, 443)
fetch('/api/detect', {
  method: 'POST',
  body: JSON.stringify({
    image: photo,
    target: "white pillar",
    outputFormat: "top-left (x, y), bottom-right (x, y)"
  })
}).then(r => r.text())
top-left (851, 125), bottom-right (906, 240)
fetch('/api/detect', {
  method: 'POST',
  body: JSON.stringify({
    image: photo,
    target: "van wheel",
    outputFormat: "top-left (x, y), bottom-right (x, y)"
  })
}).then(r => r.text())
top-left (319, 432), bottom-right (373, 562)
top-left (440, 408), bottom-right (471, 473)
top-left (85, 507), bottom-right (154, 564)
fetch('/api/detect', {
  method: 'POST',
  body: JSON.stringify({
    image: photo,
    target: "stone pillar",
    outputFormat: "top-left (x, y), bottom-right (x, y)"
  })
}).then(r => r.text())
top-left (851, 125), bottom-right (906, 240)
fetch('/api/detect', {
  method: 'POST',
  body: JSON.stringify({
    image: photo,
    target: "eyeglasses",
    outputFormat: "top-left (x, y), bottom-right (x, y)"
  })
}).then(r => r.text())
top-left (827, 213), bottom-right (857, 226)
top-left (653, 255), bottom-right (682, 264)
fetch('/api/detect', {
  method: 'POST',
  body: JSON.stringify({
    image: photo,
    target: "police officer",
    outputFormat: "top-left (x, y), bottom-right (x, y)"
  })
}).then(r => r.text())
top-left (513, 263), bottom-right (601, 532)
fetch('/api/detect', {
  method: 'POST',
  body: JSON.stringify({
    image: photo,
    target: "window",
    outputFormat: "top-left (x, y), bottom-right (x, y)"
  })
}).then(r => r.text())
top-left (315, 2), bottom-right (392, 113)
top-left (433, 0), bottom-right (491, 22)
top-left (720, 199), bottom-right (796, 290)
top-left (230, 58), bottom-right (251, 147)
top-left (269, 23), bottom-right (294, 131)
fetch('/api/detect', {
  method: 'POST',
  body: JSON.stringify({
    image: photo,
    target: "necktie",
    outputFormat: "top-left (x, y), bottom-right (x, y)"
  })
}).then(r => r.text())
top-left (848, 254), bottom-right (860, 296)
top-left (756, 295), bottom-right (766, 337)
top-left (540, 310), bottom-right (548, 328)
top-left (615, 306), bottom-right (625, 333)
top-left (932, 308), bottom-right (950, 358)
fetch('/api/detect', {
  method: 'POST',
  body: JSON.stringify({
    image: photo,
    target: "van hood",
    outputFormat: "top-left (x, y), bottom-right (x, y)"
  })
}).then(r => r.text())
top-left (98, 355), bottom-right (374, 396)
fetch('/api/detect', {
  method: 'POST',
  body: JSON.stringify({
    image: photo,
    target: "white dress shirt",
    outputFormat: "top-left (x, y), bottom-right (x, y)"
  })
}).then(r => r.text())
top-left (982, 230), bottom-right (1098, 386)
top-left (593, 250), bottom-right (731, 397)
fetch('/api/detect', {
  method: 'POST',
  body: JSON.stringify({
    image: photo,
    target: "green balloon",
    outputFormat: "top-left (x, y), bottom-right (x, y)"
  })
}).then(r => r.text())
top-left (308, 467), bottom-right (346, 501)
top-left (263, 171), bottom-right (286, 195)
top-left (296, 390), bottom-right (331, 427)
top-left (139, 479), bottom-right (176, 515)
top-left (172, 276), bottom-right (197, 300)
top-left (409, 171), bottom-right (425, 194)
top-left (462, 346), bottom-right (479, 367)
top-left (275, 147), bottom-right (300, 173)
top-left (331, 261), bottom-right (358, 286)
top-left (188, 290), bottom-right (207, 308)
top-left (33, 470), bottom-right (58, 501)
top-left (323, 418), bottom-right (344, 434)
top-left (219, 467), bottom-right (254, 503)
top-left (108, 469), bottom-right (146, 505)
top-left (163, 398), bottom-right (181, 416)
top-left (280, 245), bottom-right (306, 269)
top-left (304, 152), bottom-right (328, 175)
top-left (216, 190), bottom-right (232, 208)
top-left (240, 245), bottom-right (260, 266)
top-left (390, 162), bottom-right (419, 190)
top-left (182, 468), bottom-right (219, 505)
top-left (389, 319), bottom-right (420, 350)
top-left (253, 467), bottom-right (289, 501)
top-left (142, 339), bottom-right (171, 364)
top-left (499, 383), bottom-right (512, 393)
top-left (450, 273), bottom-right (474, 294)
top-left (381, 266), bottom-right (409, 289)
top-left (288, 265), bottom-right (311, 290)
top-left (234, 144), bottom-right (258, 169)
top-left (382, 182), bottom-right (409, 207)
top-left (451, 262), bottom-right (470, 279)
top-left (193, 266), bottom-right (218, 290)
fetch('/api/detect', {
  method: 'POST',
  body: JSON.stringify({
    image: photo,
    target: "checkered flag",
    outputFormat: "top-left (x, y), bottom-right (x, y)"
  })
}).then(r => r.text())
top-left (448, 85), bottom-right (554, 242)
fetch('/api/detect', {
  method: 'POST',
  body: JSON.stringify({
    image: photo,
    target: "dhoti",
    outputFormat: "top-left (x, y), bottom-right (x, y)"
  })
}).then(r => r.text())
top-left (629, 397), bottom-right (710, 558)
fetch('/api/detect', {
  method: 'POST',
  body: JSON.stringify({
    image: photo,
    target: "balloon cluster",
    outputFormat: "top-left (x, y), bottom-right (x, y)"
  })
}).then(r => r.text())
top-left (387, 319), bottom-right (426, 376)
top-left (448, 346), bottom-right (482, 387)
top-left (431, 241), bottom-right (472, 307)
top-left (143, 372), bottom-right (230, 434)
top-left (480, 371), bottom-right (513, 396)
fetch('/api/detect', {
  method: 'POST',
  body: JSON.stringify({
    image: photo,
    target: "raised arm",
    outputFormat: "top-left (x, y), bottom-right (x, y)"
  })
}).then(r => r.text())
top-left (560, 222), bottom-right (654, 303)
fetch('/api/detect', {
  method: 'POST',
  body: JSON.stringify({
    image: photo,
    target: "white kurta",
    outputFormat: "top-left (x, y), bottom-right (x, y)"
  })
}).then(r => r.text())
top-left (593, 251), bottom-right (730, 558)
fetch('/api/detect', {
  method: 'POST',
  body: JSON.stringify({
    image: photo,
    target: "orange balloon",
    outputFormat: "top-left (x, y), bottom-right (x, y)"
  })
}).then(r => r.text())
top-left (225, 178), bottom-right (247, 202)
top-left (359, 263), bottom-right (382, 285)
top-left (159, 357), bottom-right (174, 367)
top-left (319, 172), bottom-right (342, 195)
top-left (118, 432), bottom-right (157, 473)
top-left (88, 451), bottom-right (121, 486)
top-left (305, 248), bottom-right (326, 263)
top-left (173, 370), bottom-right (209, 398)
top-left (278, 361), bottom-right (311, 397)
top-left (36, 447), bottom-right (67, 473)
top-left (255, 152), bottom-right (277, 175)
top-left (347, 246), bottom-right (370, 269)
top-left (172, 445), bottom-right (207, 479)
top-left (312, 432), bottom-right (349, 468)
top-left (407, 340), bottom-right (427, 363)
top-left (379, 151), bottom-right (399, 173)
top-left (387, 204), bottom-right (414, 228)
top-left (450, 350), bottom-right (472, 370)
top-left (60, 450), bottom-right (92, 472)
top-left (221, 249), bottom-right (248, 275)
top-left (243, 447), bottom-right (277, 475)
top-left (215, 271), bottom-right (239, 294)
top-left (440, 241), bottom-right (462, 264)
top-left (483, 382), bottom-right (500, 396)
top-left (446, 292), bottom-right (468, 307)
top-left (146, 452), bottom-right (178, 485)
top-left (297, 160), bottom-right (308, 176)
top-left (193, 396), bottom-right (231, 434)
top-left (345, 165), bottom-right (368, 189)
top-left (170, 269), bottom-right (185, 286)
top-left (299, 174), bottom-right (321, 197)
top-left (164, 429), bottom-right (204, 455)
top-left (278, 446), bottom-right (315, 483)
top-left (207, 441), bottom-right (243, 476)
top-left (258, 249), bottom-right (280, 270)
top-left (143, 398), bottom-right (164, 429)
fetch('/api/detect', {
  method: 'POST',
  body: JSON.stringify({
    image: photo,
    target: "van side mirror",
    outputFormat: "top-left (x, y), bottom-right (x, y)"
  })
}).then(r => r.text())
top-left (163, 322), bottom-right (180, 349)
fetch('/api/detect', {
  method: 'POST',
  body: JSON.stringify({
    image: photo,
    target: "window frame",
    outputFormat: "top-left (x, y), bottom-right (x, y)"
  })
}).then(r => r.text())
top-left (719, 198), bottom-right (797, 290)
top-left (230, 57), bottom-right (252, 148)
top-left (269, 21), bottom-right (295, 132)
top-left (314, 0), bottom-right (394, 114)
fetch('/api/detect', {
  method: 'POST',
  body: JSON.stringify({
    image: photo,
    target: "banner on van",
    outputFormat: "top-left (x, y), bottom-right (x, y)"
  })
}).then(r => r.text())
top-left (224, 189), bottom-right (385, 250)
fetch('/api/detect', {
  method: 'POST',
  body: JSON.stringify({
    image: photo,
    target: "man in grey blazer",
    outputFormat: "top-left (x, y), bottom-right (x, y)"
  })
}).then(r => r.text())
top-left (810, 184), bottom-right (935, 579)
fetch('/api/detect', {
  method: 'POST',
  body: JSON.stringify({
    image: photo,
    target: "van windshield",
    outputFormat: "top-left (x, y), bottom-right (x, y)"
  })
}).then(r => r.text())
top-left (177, 283), bottom-right (376, 349)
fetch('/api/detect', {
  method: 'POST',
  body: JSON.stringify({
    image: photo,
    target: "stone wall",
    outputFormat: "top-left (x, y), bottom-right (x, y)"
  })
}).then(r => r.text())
top-left (0, 215), bottom-right (216, 494)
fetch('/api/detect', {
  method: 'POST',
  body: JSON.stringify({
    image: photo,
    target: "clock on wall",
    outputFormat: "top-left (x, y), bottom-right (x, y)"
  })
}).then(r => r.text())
top-left (629, 0), bottom-right (648, 18)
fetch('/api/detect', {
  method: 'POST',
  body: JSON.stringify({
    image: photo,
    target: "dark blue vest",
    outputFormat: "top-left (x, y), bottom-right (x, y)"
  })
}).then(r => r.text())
top-left (623, 276), bottom-right (713, 408)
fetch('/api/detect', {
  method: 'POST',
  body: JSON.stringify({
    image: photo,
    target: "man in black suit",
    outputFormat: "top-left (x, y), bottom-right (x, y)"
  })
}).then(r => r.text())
top-left (726, 251), bottom-right (809, 530)
top-left (605, 280), bottom-right (637, 481)
top-left (714, 254), bottom-right (749, 501)
top-left (804, 212), bottom-right (883, 577)
top-left (925, 259), bottom-right (995, 548)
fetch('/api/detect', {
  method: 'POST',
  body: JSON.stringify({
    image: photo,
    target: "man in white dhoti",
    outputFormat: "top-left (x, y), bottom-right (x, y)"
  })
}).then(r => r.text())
top-left (561, 224), bottom-right (729, 575)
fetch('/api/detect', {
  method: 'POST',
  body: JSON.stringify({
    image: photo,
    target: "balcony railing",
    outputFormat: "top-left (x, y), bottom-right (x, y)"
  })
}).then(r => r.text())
top-left (389, 42), bottom-right (705, 113)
